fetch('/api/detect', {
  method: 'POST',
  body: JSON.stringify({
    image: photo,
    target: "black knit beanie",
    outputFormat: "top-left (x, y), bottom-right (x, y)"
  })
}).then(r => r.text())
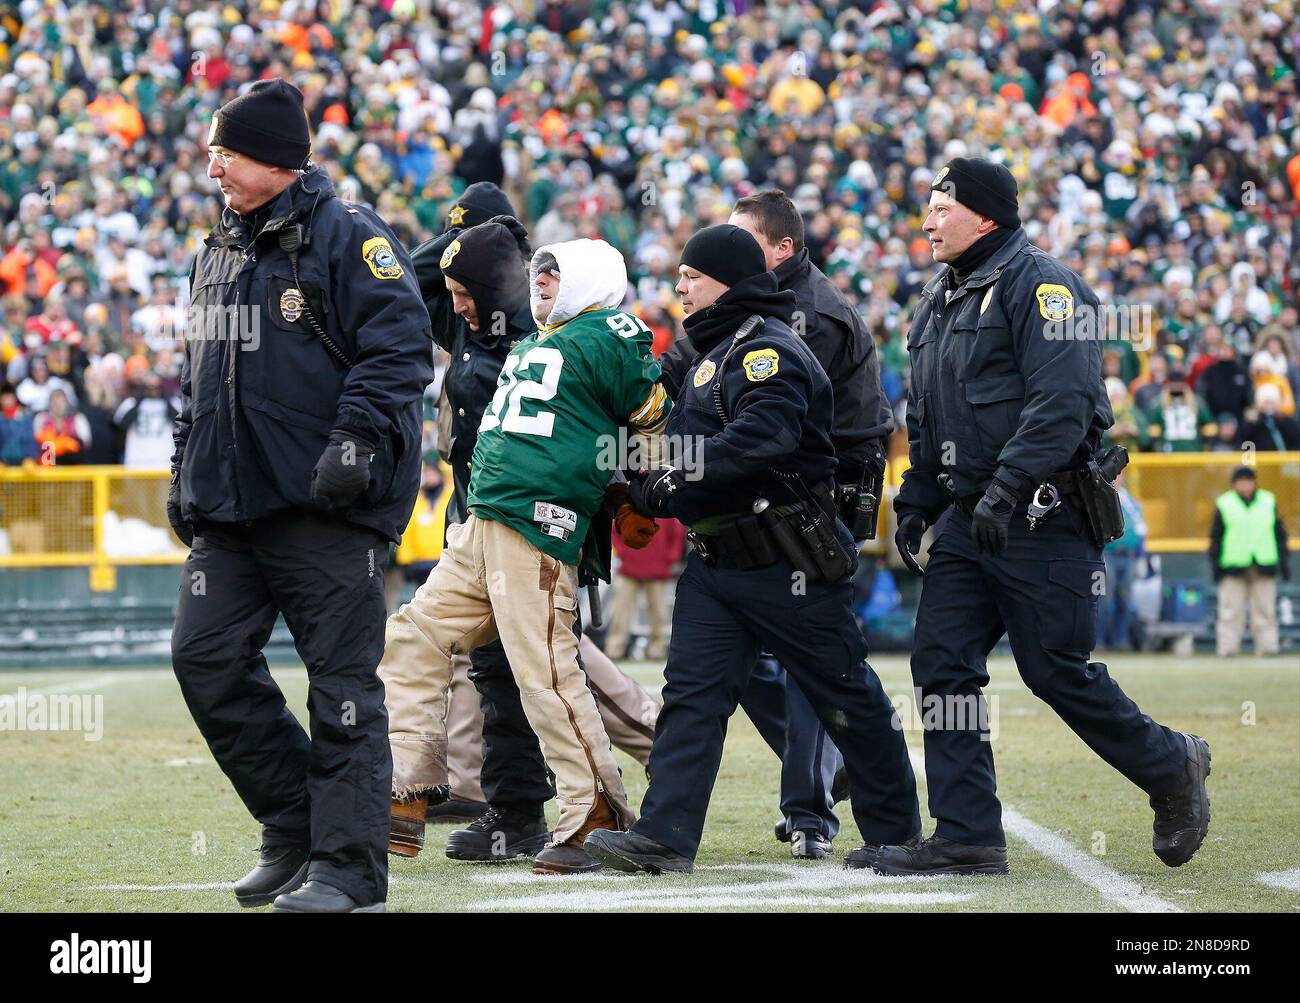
top-left (680, 224), bottom-right (768, 287)
top-left (446, 182), bottom-right (517, 231)
top-left (930, 157), bottom-right (1021, 229)
top-left (209, 79), bottom-right (311, 170)
top-left (440, 219), bottom-right (531, 327)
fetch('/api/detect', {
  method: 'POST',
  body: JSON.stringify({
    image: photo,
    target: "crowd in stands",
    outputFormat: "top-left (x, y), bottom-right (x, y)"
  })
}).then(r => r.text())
top-left (1, 0), bottom-right (1297, 469)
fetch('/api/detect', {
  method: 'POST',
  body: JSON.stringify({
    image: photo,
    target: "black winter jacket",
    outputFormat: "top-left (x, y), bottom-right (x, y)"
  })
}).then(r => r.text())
top-left (173, 168), bottom-right (433, 543)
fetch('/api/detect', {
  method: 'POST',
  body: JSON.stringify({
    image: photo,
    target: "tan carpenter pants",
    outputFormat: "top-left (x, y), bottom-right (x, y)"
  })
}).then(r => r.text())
top-left (1216, 570), bottom-right (1280, 656)
top-left (379, 515), bottom-right (633, 843)
top-left (446, 654), bottom-right (485, 803)
top-left (605, 577), bottom-right (671, 660)
top-left (580, 634), bottom-right (659, 767)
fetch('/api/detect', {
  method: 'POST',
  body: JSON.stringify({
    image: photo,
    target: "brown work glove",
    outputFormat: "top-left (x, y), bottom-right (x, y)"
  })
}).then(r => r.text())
top-left (614, 503), bottom-right (659, 549)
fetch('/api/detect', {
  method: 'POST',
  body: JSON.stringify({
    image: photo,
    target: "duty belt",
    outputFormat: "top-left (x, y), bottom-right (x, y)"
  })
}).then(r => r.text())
top-left (948, 469), bottom-right (1085, 523)
top-left (688, 478), bottom-right (838, 570)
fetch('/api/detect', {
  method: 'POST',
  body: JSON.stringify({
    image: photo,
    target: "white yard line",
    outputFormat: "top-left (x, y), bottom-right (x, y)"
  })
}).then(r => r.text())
top-left (468, 863), bottom-right (977, 911)
top-left (1256, 869), bottom-right (1300, 892)
top-left (89, 883), bottom-right (231, 892)
top-left (1002, 808), bottom-right (1179, 913)
top-left (0, 670), bottom-right (162, 704)
top-left (905, 749), bottom-right (1180, 913)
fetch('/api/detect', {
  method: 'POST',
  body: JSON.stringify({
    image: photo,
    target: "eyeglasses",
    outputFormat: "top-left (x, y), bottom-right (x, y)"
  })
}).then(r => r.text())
top-left (207, 148), bottom-right (240, 168)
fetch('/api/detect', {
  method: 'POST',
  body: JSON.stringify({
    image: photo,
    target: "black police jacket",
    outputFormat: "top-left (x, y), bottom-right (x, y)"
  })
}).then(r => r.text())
top-left (896, 227), bottom-right (1112, 522)
top-left (173, 168), bottom-right (434, 543)
top-left (663, 273), bottom-right (838, 525)
top-left (659, 248), bottom-right (890, 483)
top-left (409, 227), bottom-right (531, 518)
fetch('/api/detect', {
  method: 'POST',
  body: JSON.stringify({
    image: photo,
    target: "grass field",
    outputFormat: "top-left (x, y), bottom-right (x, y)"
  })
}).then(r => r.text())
top-left (1, 655), bottom-right (1297, 913)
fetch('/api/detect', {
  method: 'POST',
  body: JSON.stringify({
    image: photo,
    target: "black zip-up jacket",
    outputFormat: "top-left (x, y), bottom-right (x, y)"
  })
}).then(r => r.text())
top-left (663, 273), bottom-right (837, 525)
top-left (172, 168), bottom-right (433, 543)
top-left (409, 221), bottom-right (532, 522)
top-left (896, 227), bottom-right (1112, 522)
top-left (659, 247), bottom-right (890, 483)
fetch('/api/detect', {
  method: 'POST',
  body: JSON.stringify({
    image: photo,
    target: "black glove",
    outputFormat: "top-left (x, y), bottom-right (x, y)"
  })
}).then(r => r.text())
top-left (483, 214), bottom-right (532, 258)
top-left (895, 512), bottom-right (927, 576)
top-left (628, 466), bottom-right (682, 519)
top-left (971, 477), bottom-right (1019, 556)
top-left (311, 431), bottom-right (375, 509)
top-left (167, 469), bottom-right (194, 547)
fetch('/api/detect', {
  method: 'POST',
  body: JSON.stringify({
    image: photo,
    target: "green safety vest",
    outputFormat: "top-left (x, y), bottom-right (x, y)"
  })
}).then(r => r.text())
top-left (1216, 489), bottom-right (1279, 568)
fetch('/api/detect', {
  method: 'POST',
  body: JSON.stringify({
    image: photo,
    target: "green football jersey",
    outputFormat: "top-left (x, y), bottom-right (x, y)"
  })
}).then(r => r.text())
top-left (466, 307), bottom-right (669, 563)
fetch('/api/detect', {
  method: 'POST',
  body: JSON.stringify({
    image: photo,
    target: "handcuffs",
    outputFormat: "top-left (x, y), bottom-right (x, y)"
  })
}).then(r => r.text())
top-left (1026, 482), bottom-right (1062, 531)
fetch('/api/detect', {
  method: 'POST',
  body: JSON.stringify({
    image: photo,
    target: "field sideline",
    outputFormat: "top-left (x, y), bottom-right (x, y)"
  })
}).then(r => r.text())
top-left (1, 655), bottom-right (1297, 913)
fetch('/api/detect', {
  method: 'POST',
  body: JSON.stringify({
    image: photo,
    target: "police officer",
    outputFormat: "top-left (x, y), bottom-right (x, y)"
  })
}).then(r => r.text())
top-left (730, 190), bottom-right (891, 857)
top-left (583, 225), bottom-right (920, 874)
top-left (877, 157), bottom-right (1210, 876)
top-left (403, 192), bottom-right (556, 858)
top-left (396, 205), bottom-right (666, 862)
top-left (169, 80), bottom-right (433, 912)
top-left (655, 190), bottom-right (893, 857)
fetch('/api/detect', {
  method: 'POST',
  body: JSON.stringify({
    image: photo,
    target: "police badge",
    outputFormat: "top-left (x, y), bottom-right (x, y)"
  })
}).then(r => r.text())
top-left (279, 287), bottom-right (305, 323)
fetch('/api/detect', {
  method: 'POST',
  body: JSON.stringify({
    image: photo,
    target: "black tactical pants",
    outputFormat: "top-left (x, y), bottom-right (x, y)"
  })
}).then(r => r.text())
top-left (635, 541), bottom-right (921, 860)
top-left (171, 510), bottom-right (391, 906)
top-left (912, 501), bottom-right (1188, 846)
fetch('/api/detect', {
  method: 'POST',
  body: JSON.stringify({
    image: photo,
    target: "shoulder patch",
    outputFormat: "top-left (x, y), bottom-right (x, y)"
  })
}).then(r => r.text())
top-left (440, 238), bottom-right (461, 270)
top-left (742, 348), bottom-right (779, 383)
top-left (693, 359), bottom-right (716, 387)
top-left (1035, 282), bottom-right (1074, 322)
top-left (362, 236), bottom-right (405, 280)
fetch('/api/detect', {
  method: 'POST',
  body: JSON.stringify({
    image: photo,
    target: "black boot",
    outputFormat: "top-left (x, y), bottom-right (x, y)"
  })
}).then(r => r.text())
top-left (583, 829), bottom-right (693, 875)
top-left (790, 830), bottom-right (832, 860)
top-left (445, 806), bottom-right (550, 862)
top-left (272, 880), bottom-right (385, 913)
top-left (233, 844), bottom-right (309, 908)
top-left (844, 835), bottom-right (920, 871)
top-left (872, 836), bottom-right (1009, 876)
top-left (1150, 732), bottom-right (1211, 867)
top-left (427, 797), bottom-right (490, 824)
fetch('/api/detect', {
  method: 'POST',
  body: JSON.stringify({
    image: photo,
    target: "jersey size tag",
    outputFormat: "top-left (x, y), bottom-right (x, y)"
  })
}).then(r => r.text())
top-left (534, 502), bottom-right (577, 541)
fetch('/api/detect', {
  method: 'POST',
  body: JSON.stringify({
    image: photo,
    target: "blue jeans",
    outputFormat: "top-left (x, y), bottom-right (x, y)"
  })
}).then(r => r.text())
top-left (1100, 551), bottom-right (1138, 649)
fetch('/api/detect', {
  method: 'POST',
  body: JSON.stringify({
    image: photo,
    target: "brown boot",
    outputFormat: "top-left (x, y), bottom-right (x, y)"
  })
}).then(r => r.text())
top-left (574, 792), bottom-right (621, 843)
top-left (531, 794), bottom-right (622, 875)
top-left (389, 797), bottom-right (427, 857)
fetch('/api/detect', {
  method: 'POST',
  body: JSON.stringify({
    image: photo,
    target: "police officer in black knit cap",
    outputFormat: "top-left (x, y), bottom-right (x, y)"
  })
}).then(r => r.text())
top-left (169, 79), bottom-right (433, 911)
top-left (584, 225), bottom-right (920, 874)
top-left (876, 157), bottom-right (1210, 876)
top-left (391, 210), bottom-right (557, 861)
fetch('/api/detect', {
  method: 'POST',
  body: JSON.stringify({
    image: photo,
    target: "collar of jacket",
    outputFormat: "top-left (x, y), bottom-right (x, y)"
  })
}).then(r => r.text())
top-left (683, 272), bottom-right (796, 355)
top-left (928, 227), bottom-right (1028, 302)
top-left (480, 300), bottom-right (535, 351)
top-left (772, 246), bottom-right (811, 290)
top-left (205, 167), bottom-right (335, 249)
